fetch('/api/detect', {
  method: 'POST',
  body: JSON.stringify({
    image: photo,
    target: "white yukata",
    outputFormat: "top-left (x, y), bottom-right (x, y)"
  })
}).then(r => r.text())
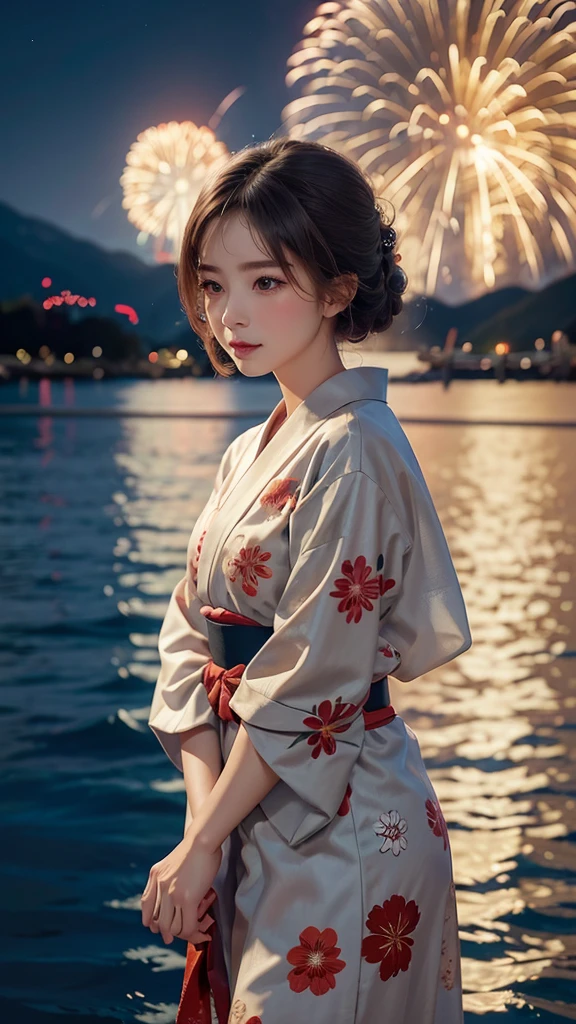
top-left (148, 365), bottom-right (472, 1024)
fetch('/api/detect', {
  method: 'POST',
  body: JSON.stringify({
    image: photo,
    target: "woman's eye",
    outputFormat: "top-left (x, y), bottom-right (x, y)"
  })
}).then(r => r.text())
top-left (198, 277), bottom-right (283, 294)
top-left (256, 276), bottom-right (283, 291)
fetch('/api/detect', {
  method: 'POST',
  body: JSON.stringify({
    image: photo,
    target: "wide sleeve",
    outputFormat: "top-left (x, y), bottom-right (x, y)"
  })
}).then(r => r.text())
top-left (148, 449), bottom-right (231, 771)
top-left (229, 467), bottom-right (472, 848)
top-left (228, 470), bottom-right (413, 848)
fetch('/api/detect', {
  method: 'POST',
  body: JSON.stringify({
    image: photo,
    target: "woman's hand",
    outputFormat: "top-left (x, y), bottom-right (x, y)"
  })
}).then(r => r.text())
top-left (141, 835), bottom-right (222, 945)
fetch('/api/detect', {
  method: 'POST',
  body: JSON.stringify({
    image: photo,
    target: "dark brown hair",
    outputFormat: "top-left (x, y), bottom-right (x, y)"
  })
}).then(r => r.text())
top-left (178, 138), bottom-right (407, 377)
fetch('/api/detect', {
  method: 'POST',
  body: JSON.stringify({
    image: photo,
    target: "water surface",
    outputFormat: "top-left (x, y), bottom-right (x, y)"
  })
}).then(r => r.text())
top-left (0, 376), bottom-right (574, 1023)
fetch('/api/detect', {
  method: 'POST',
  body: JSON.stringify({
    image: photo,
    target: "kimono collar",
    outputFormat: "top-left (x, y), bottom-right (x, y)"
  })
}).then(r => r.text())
top-left (198, 366), bottom-right (389, 603)
top-left (255, 365), bottom-right (389, 458)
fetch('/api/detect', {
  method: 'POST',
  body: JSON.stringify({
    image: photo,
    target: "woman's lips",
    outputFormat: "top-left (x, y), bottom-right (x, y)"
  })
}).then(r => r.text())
top-left (230, 342), bottom-right (261, 356)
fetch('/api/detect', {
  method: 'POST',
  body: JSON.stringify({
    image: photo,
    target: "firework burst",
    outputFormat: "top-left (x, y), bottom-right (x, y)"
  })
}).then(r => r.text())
top-left (121, 121), bottom-right (230, 262)
top-left (282, 0), bottom-right (576, 303)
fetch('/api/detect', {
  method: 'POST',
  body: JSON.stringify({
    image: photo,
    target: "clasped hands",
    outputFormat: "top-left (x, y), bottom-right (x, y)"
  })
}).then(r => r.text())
top-left (141, 832), bottom-right (222, 945)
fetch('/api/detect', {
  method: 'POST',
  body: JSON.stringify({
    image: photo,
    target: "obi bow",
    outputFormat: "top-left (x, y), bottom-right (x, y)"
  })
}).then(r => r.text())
top-left (202, 660), bottom-right (245, 723)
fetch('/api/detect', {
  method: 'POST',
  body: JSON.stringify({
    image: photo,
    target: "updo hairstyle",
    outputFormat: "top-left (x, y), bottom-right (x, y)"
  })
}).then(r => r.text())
top-left (178, 137), bottom-right (407, 376)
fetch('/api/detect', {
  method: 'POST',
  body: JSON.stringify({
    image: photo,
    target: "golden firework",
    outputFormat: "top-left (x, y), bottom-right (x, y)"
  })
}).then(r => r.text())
top-left (282, 0), bottom-right (576, 303)
top-left (121, 121), bottom-right (230, 262)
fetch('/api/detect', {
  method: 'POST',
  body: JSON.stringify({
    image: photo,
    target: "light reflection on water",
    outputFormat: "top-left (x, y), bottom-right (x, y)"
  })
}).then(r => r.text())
top-left (398, 422), bottom-right (576, 1019)
top-left (0, 378), bottom-right (574, 1023)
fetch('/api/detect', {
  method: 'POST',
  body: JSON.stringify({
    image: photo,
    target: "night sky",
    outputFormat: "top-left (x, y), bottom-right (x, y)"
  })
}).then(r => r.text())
top-left (1, 0), bottom-right (314, 259)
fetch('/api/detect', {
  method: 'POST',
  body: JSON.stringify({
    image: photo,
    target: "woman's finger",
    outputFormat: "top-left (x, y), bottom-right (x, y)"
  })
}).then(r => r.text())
top-left (171, 904), bottom-right (184, 938)
top-left (160, 902), bottom-right (180, 945)
top-left (198, 912), bottom-right (214, 930)
top-left (156, 889), bottom-right (177, 944)
top-left (197, 891), bottom-right (217, 917)
top-left (180, 906), bottom-right (213, 945)
top-left (148, 883), bottom-right (164, 933)
top-left (141, 874), bottom-right (159, 927)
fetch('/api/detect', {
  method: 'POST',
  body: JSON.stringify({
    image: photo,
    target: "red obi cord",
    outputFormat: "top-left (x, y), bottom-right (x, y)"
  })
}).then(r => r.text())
top-left (363, 704), bottom-right (396, 730)
top-left (200, 604), bottom-right (261, 626)
top-left (202, 660), bottom-right (243, 723)
top-left (199, 604), bottom-right (265, 724)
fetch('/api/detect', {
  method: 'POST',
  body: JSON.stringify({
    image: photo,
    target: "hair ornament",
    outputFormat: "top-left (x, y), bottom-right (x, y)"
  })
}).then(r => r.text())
top-left (380, 225), bottom-right (397, 251)
top-left (387, 265), bottom-right (408, 295)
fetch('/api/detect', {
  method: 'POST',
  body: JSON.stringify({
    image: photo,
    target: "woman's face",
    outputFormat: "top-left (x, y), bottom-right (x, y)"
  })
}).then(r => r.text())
top-left (197, 211), bottom-right (348, 379)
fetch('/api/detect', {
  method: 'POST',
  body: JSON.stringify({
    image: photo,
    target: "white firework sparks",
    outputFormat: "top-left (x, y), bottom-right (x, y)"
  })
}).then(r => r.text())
top-left (282, 0), bottom-right (576, 303)
top-left (121, 121), bottom-right (230, 262)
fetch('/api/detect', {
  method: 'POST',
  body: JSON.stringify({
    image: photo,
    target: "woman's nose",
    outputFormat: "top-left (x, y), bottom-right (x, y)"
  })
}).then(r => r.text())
top-left (222, 303), bottom-right (248, 329)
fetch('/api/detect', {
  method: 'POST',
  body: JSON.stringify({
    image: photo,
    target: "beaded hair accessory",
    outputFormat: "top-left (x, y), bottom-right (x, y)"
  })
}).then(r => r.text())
top-left (379, 224), bottom-right (408, 295)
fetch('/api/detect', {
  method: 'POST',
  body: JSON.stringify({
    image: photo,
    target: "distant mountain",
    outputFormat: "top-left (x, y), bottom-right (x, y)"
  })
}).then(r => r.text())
top-left (0, 201), bottom-right (186, 343)
top-left (459, 271), bottom-right (576, 350)
top-left (384, 272), bottom-right (575, 351)
top-left (1, 201), bottom-right (574, 352)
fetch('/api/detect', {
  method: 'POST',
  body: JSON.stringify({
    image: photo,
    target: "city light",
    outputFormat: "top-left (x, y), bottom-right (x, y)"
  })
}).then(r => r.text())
top-left (43, 289), bottom-right (97, 310)
top-left (115, 304), bottom-right (139, 325)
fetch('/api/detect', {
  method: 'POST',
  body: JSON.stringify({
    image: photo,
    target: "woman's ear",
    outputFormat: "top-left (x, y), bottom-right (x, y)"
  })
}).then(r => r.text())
top-left (322, 272), bottom-right (359, 319)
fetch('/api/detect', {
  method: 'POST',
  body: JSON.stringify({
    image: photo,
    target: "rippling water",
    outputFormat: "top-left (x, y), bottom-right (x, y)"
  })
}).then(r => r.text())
top-left (0, 377), bottom-right (574, 1023)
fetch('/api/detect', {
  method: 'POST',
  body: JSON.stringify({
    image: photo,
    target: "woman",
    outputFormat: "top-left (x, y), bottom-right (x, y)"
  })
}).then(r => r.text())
top-left (142, 138), bottom-right (472, 1024)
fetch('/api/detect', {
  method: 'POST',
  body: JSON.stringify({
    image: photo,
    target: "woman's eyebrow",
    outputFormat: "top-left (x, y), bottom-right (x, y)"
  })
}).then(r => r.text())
top-left (198, 259), bottom-right (290, 272)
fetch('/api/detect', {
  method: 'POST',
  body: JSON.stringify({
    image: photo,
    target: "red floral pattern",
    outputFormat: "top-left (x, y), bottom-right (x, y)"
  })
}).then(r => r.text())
top-left (246, 1018), bottom-right (263, 1024)
top-left (226, 545), bottom-right (273, 597)
top-left (329, 555), bottom-right (395, 624)
top-left (288, 697), bottom-right (361, 759)
top-left (361, 894), bottom-right (421, 982)
top-left (337, 782), bottom-right (352, 816)
top-left (426, 797), bottom-right (449, 850)
top-left (259, 477), bottom-right (299, 515)
top-left (286, 925), bottom-right (346, 995)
